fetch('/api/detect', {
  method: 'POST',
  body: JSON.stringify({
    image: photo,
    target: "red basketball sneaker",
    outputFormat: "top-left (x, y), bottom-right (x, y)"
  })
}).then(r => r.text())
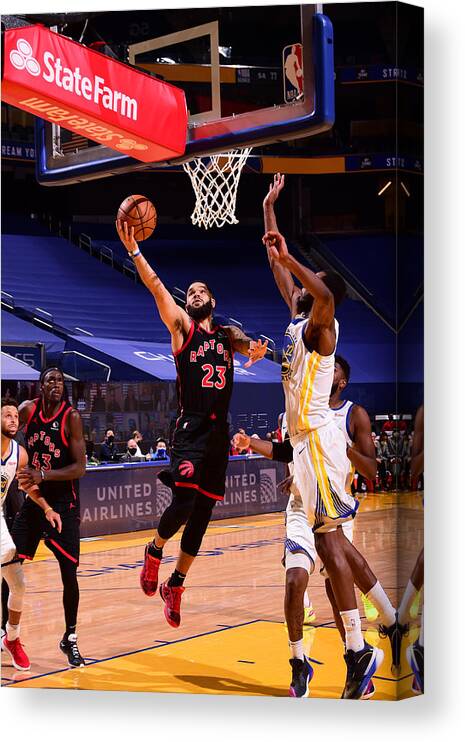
top-left (140, 544), bottom-right (161, 596)
top-left (159, 581), bottom-right (185, 627)
top-left (2, 635), bottom-right (30, 671)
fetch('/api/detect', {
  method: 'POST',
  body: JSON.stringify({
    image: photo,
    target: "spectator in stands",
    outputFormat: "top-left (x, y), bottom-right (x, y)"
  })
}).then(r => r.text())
top-left (372, 432), bottom-right (389, 490)
top-left (153, 438), bottom-right (169, 460)
top-left (382, 413), bottom-right (407, 434)
top-left (100, 429), bottom-right (118, 462)
top-left (132, 430), bottom-right (144, 457)
top-left (386, 430), bottom-right (405, 489)
top-left (121, 439), bottom-right (146, 462)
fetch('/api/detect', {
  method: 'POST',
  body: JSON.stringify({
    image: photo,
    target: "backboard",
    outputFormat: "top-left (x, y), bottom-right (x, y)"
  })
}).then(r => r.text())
top-left (34, 4), bottom-right (334, 185)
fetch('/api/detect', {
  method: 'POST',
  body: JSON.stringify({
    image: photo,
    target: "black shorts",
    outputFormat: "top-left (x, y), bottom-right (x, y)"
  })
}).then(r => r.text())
top-left (11, 498), bottom-right (80, 566)
top-left (162, 414), bottom-right (230, 500)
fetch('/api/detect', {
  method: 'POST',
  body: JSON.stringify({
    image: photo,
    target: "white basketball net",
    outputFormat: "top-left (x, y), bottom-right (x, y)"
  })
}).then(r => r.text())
top-left (183, 147), bottom-right (252, 229)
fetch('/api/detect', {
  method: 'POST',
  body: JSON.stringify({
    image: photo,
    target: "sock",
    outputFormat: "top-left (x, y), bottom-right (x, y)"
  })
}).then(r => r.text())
top-left (398, 579), bottom-right (417, 625)
top-left (148, 541), bottom-right (163, 560)
top-left (65, 625), bottom-right (77, 641)
top-left (168, 569), bottom-right (186, 588)
top-left (289, 639), bottom-right (304, 661)
top-left (6, 621), bottom-right (20, 641)
top-left (366, 581), bottom-right (396, 627)
top-left (340, 609), bottom-right (364, 652)
top-left (303, 591), bottom-right (310, 609)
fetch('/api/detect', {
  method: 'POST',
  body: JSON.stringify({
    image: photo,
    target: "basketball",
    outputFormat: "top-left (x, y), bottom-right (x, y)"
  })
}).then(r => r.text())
top-left (117, 195), bottom-right (157, 241)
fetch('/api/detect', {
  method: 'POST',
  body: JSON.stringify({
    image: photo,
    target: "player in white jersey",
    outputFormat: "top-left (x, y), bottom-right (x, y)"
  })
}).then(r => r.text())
top-left (233, 354), bottom-right (378, 697)
top-left (1, 398), bottom-right (62, 671)
top-left (263, 175), bottom-right (402, 698)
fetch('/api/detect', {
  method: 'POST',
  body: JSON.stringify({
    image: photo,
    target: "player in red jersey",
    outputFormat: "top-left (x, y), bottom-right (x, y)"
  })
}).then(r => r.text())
top-left (13, 368), bottom-right (87, 667)
top-left (2, 397), bottom-right (62, 671)
top-left (116, 220), bottom-right (268, 627)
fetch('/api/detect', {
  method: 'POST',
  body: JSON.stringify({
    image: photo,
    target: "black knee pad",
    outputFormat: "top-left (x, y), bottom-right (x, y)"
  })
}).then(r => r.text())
top-left (180, 494), bottom-right (215, 557)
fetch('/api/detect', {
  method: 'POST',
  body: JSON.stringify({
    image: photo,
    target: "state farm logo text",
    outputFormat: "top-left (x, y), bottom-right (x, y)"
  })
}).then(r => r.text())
top-left (10, 38), bottom-right (138, 122)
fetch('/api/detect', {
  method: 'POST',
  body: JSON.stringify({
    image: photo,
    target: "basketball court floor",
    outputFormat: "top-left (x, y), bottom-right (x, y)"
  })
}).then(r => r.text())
top-left (1, 493), bottom-right (423, 700)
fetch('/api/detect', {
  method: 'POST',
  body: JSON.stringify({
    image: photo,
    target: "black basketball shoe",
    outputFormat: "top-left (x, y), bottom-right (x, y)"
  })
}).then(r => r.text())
top-left (342, 642), bottom-right (384, 699)
top-left (289, 656), bottom-right (314, 698)
top-left (379, 613), bottom-right (409, 675)
top-left (60, 633), bottom-right (85, 668)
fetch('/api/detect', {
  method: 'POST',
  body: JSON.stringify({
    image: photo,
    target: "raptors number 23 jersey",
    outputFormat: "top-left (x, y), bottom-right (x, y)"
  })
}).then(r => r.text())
top-left (174, 322), bottom-right (234, 421)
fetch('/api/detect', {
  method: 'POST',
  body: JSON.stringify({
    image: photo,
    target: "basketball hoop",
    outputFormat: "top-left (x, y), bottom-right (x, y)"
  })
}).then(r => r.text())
top-left (183, 148), bottom-right (252, 229)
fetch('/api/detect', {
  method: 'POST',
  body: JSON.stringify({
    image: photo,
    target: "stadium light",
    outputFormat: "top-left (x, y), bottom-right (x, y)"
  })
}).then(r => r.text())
top-left (400, 181), bottom-right (411, 197)
top-left (377, 181), bottom-right (392, 196)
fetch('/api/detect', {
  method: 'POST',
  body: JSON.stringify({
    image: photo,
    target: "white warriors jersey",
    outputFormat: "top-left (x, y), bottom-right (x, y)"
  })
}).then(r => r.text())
top-left (330, 400), bottom-right (356, 493)
top-left (281, 316), bottom-right (339, 437)
top-left (330, 399), bottom-right (355, 448)
top-left (1, 440), bottom-right (19, 506)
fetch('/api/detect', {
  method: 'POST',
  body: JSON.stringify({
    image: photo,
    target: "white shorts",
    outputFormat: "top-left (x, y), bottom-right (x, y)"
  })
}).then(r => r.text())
top-left (1, 510), bottom-right (16, 565)
top-left (291, 422), bottom-right (358, 533)
top-left (285, 497), bottom-right (316, 574)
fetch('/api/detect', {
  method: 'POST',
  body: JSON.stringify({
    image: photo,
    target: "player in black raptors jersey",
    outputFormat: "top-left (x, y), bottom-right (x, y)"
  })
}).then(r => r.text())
top-left (117, 220), bottom-right (268, 627)
top-left (13, 367), bottom-right (87, 667)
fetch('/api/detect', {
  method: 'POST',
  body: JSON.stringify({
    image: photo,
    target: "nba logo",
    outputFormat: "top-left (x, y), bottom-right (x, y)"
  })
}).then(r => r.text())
top-left (283, 43), bottom-right (304, 102)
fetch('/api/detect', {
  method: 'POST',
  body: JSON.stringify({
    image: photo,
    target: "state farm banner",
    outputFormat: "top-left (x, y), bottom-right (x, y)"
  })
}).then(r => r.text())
top-left (1, 25), bottom-right (187, 163)
top-left (79, 458), bottom-right (286, 537)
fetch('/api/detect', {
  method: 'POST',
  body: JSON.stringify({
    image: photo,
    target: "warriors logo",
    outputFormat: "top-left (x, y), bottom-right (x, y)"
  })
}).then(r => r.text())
top-left (281, 329), bottom-right (296, 381)
top-left (1, 473), bottom-right (9, 501)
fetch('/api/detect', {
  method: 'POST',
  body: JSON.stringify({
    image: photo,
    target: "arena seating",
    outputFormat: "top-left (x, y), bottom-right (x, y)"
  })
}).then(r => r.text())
top-left (315, 233), bottom-right (423, 321)
top-left (2, 234), bottom-right (167, 341)
top-left (2, 231), bottom-right (401, 389)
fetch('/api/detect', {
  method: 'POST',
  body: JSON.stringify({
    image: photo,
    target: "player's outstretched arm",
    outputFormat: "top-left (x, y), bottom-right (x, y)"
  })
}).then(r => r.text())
top-left (347, 406), bottom-right (377, 480)
top-left (224, 326), bottom-right (268, 368)
top-left (232, 432), bottom-right (273, 458)
top-left (232, 431), bottom-right (293, 464)
top-left (263, 230), bottom-right (335, 329)
top-left (263, 174), bottom-right (300, 314)
top-left (116, 220), bottom-right (190, 339)
top-left (16, 447), bottom-right (62, 532)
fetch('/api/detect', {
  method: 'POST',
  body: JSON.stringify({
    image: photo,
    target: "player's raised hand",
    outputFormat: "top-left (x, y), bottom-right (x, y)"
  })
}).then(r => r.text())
top-left (45, 509), bottom-right (62, 533)
top-left (263, 172), bottom-right (285, 208)
top-left (115, 218), bottom-right (138, 254)
top-left (262, 230), bottom-right (289, 263)
top-left (232, 432), bottom-right (251, 450)
top-left (244, 338), bottom-right (268, 368)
